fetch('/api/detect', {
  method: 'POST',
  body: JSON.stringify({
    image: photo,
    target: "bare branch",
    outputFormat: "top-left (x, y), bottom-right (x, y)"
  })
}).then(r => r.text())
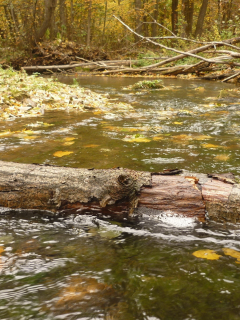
top-left (113, 15), bottom-right (240, 70)
top-left (143, 11), bottom-right (240, 51)
top-left (222, 70), bottom-right (240, 82)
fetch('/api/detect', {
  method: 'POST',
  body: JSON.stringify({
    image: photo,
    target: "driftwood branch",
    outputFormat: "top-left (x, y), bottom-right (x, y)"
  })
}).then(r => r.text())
top-left (222, 70), bottom-right (240, 82)
top-left (0, 161), bottom-right (240, 223)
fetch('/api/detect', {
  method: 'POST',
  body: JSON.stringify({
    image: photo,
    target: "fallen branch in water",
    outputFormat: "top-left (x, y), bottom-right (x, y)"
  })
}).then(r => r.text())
top-left (0, 160), bottom-right (240, 224)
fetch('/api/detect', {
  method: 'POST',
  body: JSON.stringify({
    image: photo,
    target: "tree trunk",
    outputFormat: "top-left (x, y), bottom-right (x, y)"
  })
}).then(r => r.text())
top-left (59, 0), bottom-right (66, 38)
top-left (69, 0), bottom-right (74, 40)
top-left (194, 0), bottom-right (209, 38)
top-left (35, 0), bottom-right (57, 42)
top-left (102, 0), bottom-right (108, 41)
top-left (87, 0), bottom-right (92, 46)
top-left (135, 0), bottom-right (142, 42)
top-left (151, 0), bottom-right (159, 37)
top-left (171, 0), bottom-right (178, 35)
top-left (182, 0), bottom-right (194, 37)
top-left (0, 161), bottom-right (240, 224)
top-left (3, 5), bottom-right (15, 39)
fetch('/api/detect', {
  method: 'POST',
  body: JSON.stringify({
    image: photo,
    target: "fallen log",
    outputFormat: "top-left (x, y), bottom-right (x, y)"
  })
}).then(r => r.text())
top-left (0, 161), bottom-right (239, 223)
top-left (21, 59), bottom-right (161, 72)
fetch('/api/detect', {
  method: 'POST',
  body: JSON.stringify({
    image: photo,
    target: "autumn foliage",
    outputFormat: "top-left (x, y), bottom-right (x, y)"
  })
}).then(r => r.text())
top-left (0, 0), bottom-right (239, 52)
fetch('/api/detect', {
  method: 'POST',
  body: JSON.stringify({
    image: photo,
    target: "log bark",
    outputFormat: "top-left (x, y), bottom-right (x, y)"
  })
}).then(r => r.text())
top-left (0, 161), bottom-right (240, 223)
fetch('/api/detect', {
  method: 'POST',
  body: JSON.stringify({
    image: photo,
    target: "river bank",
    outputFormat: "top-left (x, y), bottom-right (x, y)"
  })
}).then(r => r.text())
top-left (0, 67), bottom-right (134, 121)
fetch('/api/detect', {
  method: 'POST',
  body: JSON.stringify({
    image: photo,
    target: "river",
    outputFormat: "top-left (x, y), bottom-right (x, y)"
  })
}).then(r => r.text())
top-left (0, 75), bottom-right (240, 320)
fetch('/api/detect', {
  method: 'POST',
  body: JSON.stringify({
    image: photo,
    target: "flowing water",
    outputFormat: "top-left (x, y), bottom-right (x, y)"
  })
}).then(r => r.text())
top-left (0, 76), bottom-right (240, 319)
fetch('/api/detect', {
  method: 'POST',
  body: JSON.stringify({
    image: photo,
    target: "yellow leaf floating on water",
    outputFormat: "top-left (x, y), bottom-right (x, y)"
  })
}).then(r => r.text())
top-left (23, 129), bottom-right (35, 134)
top-left (63, 141), bottom-right (75, 146)
top-left (103, 125), bottom-right (119, 132)
top-left (121, 127), bottom-right (140, 132)
top-left (153, 136), bottom-right (164, 141)
top-left (202, 143), bottom-right (225, 149)
top-left (192, 249), bottom-right (222, 260)
top-left (64, 137), bottom-right (76, 142)
top-left (0, 130), bottom-right (13, 137)
top-left (192, 135), bottom-right (212, 141)
top-left (222, 248), bottom-right (240, 263)
top-left (214, 154), bottom-right (230, 161)
top-left (172, 134), bottom-right (193, 142)
top-left (123, 137), bottom-right (151, 143)
top-left (24, 136), bottom-right (37, 140)
top-left (84, 144), bottom-right (100, 148)
top-left (174, 122), bottom-right (183, 125)
top-left (53, 151), bottom-right (73, 157)
top-left (94, 111), bottom-right (104, 115)
top-left (42, 122), bottom-right (54, 127)
top-left (0, 246), bottom-right (4, 271)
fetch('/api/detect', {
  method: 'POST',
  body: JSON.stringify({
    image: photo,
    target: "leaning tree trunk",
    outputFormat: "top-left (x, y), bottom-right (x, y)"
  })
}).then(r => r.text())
top-left (0, 161), bottom-right (240, 224)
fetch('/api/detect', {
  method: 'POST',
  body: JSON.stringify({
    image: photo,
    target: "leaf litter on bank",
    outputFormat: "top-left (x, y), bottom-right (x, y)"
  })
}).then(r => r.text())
top-left (0, 67), bottom-right (134, 121)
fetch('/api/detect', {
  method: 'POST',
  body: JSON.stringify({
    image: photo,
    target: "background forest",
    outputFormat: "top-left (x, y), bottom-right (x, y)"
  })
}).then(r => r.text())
top-left (0, 0), bottom-right (240, 56)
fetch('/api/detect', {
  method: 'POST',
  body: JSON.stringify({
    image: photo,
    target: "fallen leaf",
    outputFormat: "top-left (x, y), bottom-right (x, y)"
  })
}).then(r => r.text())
top-left (214, 154), bottom-right (230, 161)
top-left (53, 151), bottom-right (73, 157)
top-left (0, 130), bottom-right (13, 137)
top-left (222, 248), bottom-right (240, 263)
top-left (23, 129), bottom-right (35, 134)
top-left (123, 135), bottom-right (151, 143)
top-left (0, 246), bottom-right (4, 271)
top-left (64, 137), bottom-right (76, 142)
top-left (174, 122), bottom-right (183, 125)
top-left (153, 136), bottom-right (164, 141)
top-left (172, 134), bottom-right (192, 142)
top-left (202, 143), bottom-right (225, 149)
top-left (84, 144), bottom-right (100, 148)
top-left (93, 111), bottom-right (104, 115)
top-left (192, 135), bottom-right (212, 141)
top-left (63, 141), bottom-right (75, 146)
top-left (192, 249), bottom-right (221, 260)
top-left (24, 136), bottom-right (37, 140)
